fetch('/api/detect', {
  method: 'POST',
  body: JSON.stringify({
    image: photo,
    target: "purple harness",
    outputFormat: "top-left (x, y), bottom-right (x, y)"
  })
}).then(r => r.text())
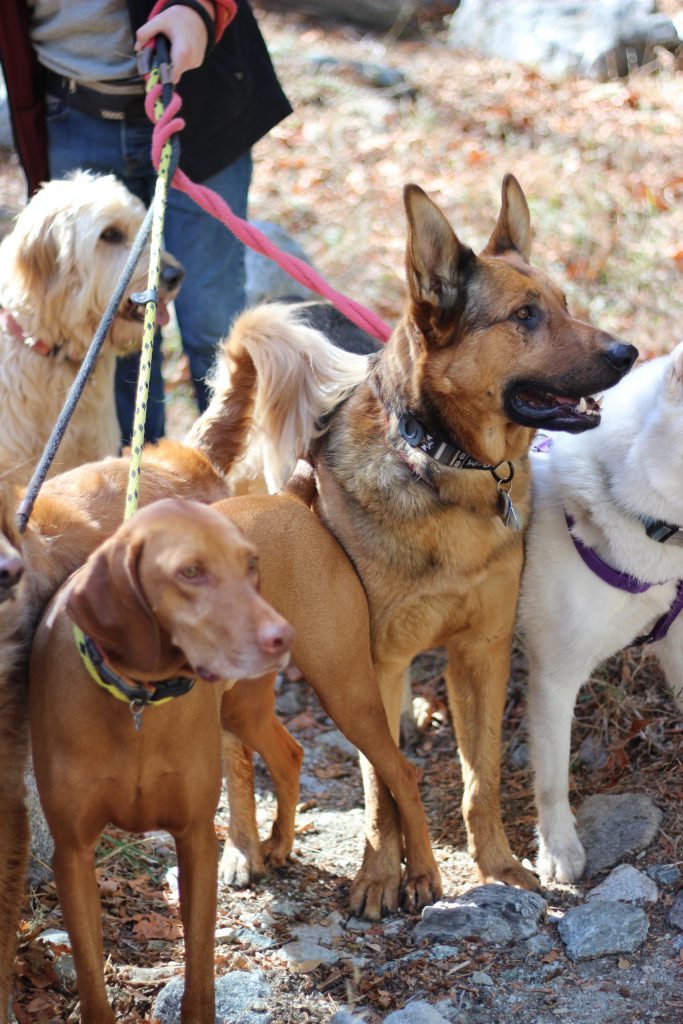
top-left (565, 512), bottom-right (683, 646)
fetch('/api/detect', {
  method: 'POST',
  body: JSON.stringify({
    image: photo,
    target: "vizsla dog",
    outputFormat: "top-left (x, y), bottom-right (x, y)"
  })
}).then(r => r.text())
top-left (206, 175), bottom-right (639, 918)
top-left (29, 499), bottom-right (293, 1024)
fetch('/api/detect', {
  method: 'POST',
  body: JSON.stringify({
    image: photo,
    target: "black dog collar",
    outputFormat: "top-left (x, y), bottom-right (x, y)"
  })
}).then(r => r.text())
top-left (398, 412), bottom-right (496, 471)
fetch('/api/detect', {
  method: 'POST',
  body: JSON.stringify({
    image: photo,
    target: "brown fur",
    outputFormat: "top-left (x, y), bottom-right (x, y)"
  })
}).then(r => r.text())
top-left (29, 500), bottom-right (293, 1024)
top-left (216, 175), bottom-right (637, 919)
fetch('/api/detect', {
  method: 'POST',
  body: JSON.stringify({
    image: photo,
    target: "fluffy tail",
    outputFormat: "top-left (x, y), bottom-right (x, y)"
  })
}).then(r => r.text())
top-left (187, 303), bottom-right (369, 489)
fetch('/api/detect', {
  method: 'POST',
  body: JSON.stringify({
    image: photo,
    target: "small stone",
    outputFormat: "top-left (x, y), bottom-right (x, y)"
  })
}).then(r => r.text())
top-left (384, 999), bottom-right (451, 1023)
top-left (154, 971), bottom-right (273, 1024)
top-left (668, 891), bottom-right (683, 931)
top-left (646, 864), bottom-right (681, 887)
top-left (346, 916), bottom-right (373, 932)
top-left (471, 971), bottom-right (494, 985)
top-left (525, 933), bottom-right (555, 955)
top-left (268, 899), bottom-right (298, 918)
top-left (557, 901), bottom-right (649, 960)
top-left (414, 884), bottom-right (547, 945)
top-left (315, 730), bottom-right (358, 758)
top-left (37, 930), bottom-right (70, 948)
top-left (586, 864), bottom-right (658, 904)
top-left (577, 793), bottom-right (663, 877)
top-left (279, 939), bottom-right (339, 967)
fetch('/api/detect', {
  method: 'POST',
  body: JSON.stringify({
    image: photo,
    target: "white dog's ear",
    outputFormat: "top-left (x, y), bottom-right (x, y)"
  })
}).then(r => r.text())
top-left (666, 341), bottom-right (683, 399)
top-left (12, 209), bottom-right (60, 300)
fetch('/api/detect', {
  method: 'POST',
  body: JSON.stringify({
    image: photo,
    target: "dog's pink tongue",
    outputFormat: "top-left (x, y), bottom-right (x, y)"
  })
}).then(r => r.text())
top-left (155, 300), bottom-right (170, 328)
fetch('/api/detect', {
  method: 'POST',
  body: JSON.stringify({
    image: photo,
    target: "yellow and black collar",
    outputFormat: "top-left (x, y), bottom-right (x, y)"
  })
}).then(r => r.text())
top-left (73, 624), bottom-right (195, 710)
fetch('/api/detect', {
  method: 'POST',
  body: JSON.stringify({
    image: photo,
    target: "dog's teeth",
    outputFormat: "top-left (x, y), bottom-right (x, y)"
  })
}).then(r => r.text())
top-left (577, 397), bottom-right (587, 413)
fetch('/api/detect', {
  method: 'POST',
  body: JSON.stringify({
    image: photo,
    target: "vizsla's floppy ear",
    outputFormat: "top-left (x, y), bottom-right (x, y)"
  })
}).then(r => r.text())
top-left (482, 174), bottom-right (532, 262)
top-left (403, 183), bottom-right (475, 314)
top-left (65, 531), bottom-right (162, 673)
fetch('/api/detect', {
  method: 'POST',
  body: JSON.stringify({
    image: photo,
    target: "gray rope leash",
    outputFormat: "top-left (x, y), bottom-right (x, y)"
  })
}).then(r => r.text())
top-left (16, 203), bottom-right (153, 534)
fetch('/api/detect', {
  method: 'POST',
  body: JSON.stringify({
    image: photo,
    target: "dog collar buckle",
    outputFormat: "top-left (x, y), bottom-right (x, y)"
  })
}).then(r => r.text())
top-left (644, 518), bottom-right (680, 544)
top-left (130, 699), bottom-right (145, 731)
top-left (398, 414), bottom-right (425, 448)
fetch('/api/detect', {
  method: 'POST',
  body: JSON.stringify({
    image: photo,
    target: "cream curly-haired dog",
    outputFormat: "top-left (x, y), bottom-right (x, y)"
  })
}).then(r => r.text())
top-left (0, 171), bottom-right (183, 487)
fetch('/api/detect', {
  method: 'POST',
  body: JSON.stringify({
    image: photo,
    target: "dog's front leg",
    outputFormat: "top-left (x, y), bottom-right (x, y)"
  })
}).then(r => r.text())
top-left (220, 673), bottom-right (302, 871)
top-left (445, 560), bottom-right (539, 891)
top-left (52, 841), bottom-right (114, 1024)
top-left (527, 651), bottom-right (589, 884)
top-left (343, 662), bottom-right (441, 920)
top-left (0, 667), bottom-right (29, 1024)
top-left (175, 823), bottom-right (219, 1024)
top-left (218, 731), bottom-right (266, 886)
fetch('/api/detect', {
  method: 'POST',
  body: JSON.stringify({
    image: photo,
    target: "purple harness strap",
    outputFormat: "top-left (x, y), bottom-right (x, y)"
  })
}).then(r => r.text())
top-left (564, 512), bottom-right (683, 645)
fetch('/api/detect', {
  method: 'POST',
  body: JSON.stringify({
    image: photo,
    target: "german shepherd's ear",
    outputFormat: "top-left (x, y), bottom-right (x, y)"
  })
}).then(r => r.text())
top-left (65, 532), bottom-right (163, 673)
top-left (403, 184), bottom-right (475, 315)
top-left (483, 174), bottom-right (532, 262)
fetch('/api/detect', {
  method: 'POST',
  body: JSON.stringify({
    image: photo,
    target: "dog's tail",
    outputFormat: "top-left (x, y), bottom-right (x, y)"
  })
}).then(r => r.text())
top-left (188, 303), bottom-right (369, 489)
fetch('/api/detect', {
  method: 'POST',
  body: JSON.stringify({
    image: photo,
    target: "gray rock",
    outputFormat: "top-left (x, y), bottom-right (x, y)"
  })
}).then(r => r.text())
top-left (375, 945), bottom-right (459, 977)
top-left (293, 917), bottom-right (343, 945)
top-left (385, 999), bottom-right (451, 1024)
top-left (330, 1013), bottom-right (366, 1024)
top-left (586, 864), bottom-right (658, 904)
top-left (279, 939), bottom-right (340, 967)
top-left (315, 729), bottom-right (358, 759)
top-left (470, 971), bottom-right (494, 986)
top-left (646, 864), bottom-right (681, 887)
top-left (577, 793), bottom-right (663, 877)
top-left (668, 891), bottom-right (683, 931)
top-left (576, 732), bottom-right (610, 771)
top-left (524, 932), bottom-right (556, 955)
top-left (245, 220), bottom-right (317, 307)
top-left (557, 900), bottom-right (649, 960)
top-left (26, 766), bottom-right (53, 885)
top-left (414, 884), bottom-right (547, 945)
top-left (268, 898), bottom-right (298, 918)
top-left (447, 0), bottom-right (681, 80)
top-left (154, 971), bottom-right (272, 1024)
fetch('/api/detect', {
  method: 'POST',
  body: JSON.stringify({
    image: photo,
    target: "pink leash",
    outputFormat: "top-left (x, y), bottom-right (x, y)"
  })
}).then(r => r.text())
top-left (142, 2), bottom-right (392, 344)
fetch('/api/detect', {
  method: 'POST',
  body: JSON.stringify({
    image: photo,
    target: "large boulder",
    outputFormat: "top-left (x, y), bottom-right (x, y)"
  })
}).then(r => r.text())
top-left (447, 0), bottom-right (681, 79)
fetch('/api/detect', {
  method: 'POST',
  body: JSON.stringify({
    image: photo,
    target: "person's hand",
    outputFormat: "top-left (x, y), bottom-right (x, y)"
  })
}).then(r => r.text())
top-left (135, 3), bottom-right (215, 83)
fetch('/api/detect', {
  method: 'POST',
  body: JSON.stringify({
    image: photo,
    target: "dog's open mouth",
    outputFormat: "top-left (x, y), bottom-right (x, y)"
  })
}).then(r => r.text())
top-left (124, 296), bottom-right (171, 328)
top-left (506, 385), bottom-right (603, 432)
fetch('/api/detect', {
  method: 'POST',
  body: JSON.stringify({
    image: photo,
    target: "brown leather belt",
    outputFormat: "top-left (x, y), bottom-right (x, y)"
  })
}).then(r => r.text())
top-left (45, 70), bottom-right (147, 122)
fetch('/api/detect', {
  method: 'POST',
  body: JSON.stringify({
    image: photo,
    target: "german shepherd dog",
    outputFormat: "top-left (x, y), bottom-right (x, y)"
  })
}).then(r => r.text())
top-left (208, 176), bottom-right (637, 919)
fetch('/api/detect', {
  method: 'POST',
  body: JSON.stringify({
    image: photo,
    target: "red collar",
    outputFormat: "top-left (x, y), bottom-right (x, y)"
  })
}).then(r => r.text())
top-left (0, 309), bottom-right (60, 357)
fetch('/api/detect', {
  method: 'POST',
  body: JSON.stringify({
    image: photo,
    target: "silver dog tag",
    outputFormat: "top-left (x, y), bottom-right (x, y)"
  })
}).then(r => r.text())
top-left (497, 489), bottom-right (522, 531)
top-left (130, 699), bottom-right (144, 731)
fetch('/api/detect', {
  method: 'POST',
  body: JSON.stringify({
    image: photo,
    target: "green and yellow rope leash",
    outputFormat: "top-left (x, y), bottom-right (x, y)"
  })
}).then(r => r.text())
top-left (124, 60), bottom-right (175, 520)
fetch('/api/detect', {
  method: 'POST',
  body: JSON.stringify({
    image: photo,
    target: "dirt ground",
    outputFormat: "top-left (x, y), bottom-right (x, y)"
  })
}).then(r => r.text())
top-left (1, 3), bottom-right (682, 1021)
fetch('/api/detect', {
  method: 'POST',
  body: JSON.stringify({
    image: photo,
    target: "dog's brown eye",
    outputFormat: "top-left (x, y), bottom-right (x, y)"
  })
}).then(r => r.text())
top-left (179, 565), bottom-right (202, 580)
top-left (515, 306), bottom-right (532, 321)
top-left (100, 226), bottom-right (124, 244)
top-left (247, 555), bottom-right (258, 574)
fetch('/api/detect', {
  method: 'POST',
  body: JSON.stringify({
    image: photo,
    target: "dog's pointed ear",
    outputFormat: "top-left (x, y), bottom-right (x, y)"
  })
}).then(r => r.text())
top-left (483, 174), bottom-right (532, 262)
top-left (65, 531), bottom-right (162, 673)
top-left (403, 184), bottom-right (475, 336)
top-left (666, 340), bottom-right (683, 399)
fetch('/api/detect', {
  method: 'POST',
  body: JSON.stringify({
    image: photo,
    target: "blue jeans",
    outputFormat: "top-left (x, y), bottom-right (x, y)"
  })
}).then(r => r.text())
top-left (47, 98), bottom-right (252, 443)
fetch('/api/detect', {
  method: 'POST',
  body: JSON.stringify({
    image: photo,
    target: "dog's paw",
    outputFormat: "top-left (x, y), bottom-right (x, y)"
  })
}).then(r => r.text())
top-left (261, 829), bottom-right (293, 870)
top-left (537, 831), bottom-right (586, 884)
top-left (218, 839), bottom-right (266, 887)
top-left (495, 859), bottom-right (541, 891)
top-left (400, 862), bottom-right (443, 914)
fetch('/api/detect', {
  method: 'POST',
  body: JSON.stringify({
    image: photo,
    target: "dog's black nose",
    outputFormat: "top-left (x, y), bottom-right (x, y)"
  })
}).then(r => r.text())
top-left (603, 341), bottom-right (638, 375)
top-left (0, 552), bottom-right (23, 588)
top-left (160, 263), bottom-right (185, 290)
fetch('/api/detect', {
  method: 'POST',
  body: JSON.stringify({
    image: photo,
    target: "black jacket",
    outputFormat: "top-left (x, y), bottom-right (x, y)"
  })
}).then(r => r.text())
top-left (0, 0), bottom-right (292, 192)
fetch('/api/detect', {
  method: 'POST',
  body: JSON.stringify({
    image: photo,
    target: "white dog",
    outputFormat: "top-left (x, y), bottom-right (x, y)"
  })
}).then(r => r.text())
top-left (519, 343), bottom-right (683, 884)
top-left (0, 171), bottom-right (183, 488)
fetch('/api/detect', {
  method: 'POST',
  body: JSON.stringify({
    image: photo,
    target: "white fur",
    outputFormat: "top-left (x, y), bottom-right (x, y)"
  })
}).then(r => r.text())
top-left (0, 172), bottom-right (154, 487)
top-left (519, 345), bottom-right (683, 883)
top-left (203, 303), bottom-right (370, 491)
